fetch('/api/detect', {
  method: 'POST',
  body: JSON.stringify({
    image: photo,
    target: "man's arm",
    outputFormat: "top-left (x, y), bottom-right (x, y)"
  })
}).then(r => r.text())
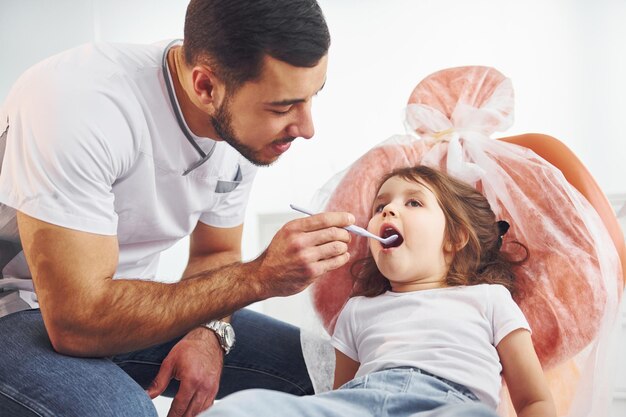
top-left (17, 210), bottom-right (352, 357)
top-left (142, 221), bottom-right (243, 414)
top-left (182, 221), bottom-right (245, 339)
top-left (181, 221), bottom-right (243, 331)
top-left (180, 221), bottom-right (242, 342)
top-left (182, 221), bottom-right (243, 279)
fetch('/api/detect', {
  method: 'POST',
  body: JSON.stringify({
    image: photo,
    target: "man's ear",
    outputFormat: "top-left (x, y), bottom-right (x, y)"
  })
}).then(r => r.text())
top-left (191, 65), bottom-right (225, 111)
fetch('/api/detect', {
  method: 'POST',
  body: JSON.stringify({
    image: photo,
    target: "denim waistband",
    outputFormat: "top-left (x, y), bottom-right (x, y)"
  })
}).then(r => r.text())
top-left (381, 366), bottom-right (479, 401)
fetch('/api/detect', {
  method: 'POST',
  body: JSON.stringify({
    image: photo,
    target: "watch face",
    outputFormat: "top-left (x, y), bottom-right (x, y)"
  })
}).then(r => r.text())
top-left (224, 325), bottom-right (235, 347)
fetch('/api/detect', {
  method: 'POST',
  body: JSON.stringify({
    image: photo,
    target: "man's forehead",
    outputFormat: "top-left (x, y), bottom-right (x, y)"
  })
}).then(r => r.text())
top-left (245, 54), bottom-right (328, 103)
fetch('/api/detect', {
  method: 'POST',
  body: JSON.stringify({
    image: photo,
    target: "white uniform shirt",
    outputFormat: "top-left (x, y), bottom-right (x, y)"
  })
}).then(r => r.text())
top-left (331, 284), bottom-right (530, 409)
top-left (0, 41), bottom-right (257, 290)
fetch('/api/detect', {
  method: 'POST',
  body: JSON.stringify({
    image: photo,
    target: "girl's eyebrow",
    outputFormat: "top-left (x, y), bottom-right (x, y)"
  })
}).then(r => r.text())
top-left (405, 189), bottom-right (427, 198)
top-left (374, 188), bottom-right (426, 202)
top-left (373, 193), bottom-right (389, 203)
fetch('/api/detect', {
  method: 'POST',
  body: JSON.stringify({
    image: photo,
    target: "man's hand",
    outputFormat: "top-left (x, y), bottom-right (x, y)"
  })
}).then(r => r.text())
top-left (252, 211), bottom-right (353, 298)
top-left (147, 327), bottom-right (223, 417)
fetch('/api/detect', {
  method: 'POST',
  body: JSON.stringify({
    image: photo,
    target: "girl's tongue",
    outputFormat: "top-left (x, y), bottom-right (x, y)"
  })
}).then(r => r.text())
top-left (381, 227), bottom-right (404, 249)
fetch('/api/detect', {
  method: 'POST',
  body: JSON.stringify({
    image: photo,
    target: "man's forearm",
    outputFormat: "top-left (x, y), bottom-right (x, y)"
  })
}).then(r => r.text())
top-left (25, 209), bottom-right (354, 358)
top-left (54, 260), bottom-right (261, 357)
top-left (181, 250), bottom-right (241, 279)
top-left (182, 252), bottom-right (238, 332)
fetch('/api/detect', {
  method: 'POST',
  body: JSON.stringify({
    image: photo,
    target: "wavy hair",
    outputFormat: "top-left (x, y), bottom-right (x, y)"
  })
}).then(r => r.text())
top-left (351, 166), bottom-right (528, 297)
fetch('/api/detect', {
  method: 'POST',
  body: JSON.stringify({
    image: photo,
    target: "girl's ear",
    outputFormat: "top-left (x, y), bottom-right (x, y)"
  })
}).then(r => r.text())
top-left (455, 229), bottom-right (470, 251)
top-left (444, 229), bottom-right (470, 253)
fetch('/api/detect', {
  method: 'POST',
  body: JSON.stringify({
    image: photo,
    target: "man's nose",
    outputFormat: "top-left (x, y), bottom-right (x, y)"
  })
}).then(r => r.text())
top-left (287, 104), bottom-right (315, 139)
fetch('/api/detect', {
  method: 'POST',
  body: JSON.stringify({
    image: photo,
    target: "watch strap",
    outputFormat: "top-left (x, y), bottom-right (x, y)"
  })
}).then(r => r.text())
top-left (202, 320), bottom-right (233, 354)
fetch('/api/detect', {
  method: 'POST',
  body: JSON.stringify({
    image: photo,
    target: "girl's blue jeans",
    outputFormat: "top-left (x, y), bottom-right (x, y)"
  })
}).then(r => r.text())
top-left (202, 367), bottom-right (500, 417)
top-left (0, 308), bottom-right (313, 416)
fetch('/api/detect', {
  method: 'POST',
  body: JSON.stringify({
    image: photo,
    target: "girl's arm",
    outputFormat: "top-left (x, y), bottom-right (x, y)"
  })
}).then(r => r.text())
top-left (333, 349), bottom-right (360, 389)
top-left (497, 329), bottom-right (557, 417)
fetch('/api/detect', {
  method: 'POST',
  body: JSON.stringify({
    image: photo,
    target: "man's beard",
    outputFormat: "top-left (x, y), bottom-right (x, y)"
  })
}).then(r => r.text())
top-left (211, 99), bottom-right (294, 167)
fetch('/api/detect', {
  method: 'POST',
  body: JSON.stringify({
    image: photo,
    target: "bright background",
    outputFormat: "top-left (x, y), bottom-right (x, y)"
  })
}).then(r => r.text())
top-left (2, 0), bottom-right (625, 415)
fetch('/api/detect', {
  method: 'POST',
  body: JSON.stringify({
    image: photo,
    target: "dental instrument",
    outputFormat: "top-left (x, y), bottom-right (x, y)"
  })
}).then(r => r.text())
top-left (289, 204), bottom-right (399, 245)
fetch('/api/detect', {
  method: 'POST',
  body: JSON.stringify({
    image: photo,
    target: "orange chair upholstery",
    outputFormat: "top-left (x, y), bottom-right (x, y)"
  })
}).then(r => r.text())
top-left (500, 133), bottom-right (626, 286)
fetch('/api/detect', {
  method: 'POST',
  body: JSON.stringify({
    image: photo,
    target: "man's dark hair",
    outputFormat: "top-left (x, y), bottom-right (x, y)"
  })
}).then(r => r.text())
top-left (183, 0), bottom-right (330, 91)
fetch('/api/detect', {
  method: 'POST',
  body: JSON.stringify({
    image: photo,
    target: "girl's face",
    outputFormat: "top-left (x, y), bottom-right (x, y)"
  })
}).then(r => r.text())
top-left (367, 176), bottom-right (449, 292)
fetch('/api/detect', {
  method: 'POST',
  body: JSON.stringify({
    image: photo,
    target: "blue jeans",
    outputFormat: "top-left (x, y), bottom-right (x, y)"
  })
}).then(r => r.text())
top-left (0, 309), bottom-right (313, 416)
top-left (202, 367), bottom-right (499, 417)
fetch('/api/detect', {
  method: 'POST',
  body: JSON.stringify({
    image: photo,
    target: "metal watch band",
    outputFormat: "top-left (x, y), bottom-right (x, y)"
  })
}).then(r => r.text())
top-left (202, 320), bottom-right (235, 355)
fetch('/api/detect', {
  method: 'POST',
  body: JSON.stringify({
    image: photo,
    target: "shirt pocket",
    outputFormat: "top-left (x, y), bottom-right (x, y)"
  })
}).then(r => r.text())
top-left (1, 119), bottom-right (9, 168)
top-left (214, 165), bottom-right (242, 194)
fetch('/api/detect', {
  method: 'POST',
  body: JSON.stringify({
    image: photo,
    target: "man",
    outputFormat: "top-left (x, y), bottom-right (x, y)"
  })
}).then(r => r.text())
top-left (0, 0), bottom-right (353, 416)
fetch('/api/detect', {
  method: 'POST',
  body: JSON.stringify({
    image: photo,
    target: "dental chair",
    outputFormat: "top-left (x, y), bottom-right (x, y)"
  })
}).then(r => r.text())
top-left (310, 66), bottom-right (625, 416)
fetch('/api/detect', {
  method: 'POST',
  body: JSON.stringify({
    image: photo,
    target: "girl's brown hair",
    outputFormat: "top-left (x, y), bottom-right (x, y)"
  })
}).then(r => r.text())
top-left (351, 166), bottom-right (528, 297)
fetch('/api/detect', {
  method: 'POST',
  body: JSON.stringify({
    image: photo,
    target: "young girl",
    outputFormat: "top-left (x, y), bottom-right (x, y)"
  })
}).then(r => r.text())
top-left (202, 166), bottom-right (556, 417)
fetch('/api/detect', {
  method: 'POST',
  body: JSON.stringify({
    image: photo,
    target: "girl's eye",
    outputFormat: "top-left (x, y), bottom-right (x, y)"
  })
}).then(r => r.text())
top-left (374, 203), bottom-right (385, 213)
top-left (407, 199), bottom-right (422, 207)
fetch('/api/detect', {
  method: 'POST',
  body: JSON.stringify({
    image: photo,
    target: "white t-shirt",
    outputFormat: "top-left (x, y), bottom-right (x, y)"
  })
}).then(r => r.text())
top-left (331, 284), bottom-right (530, 409)
top-left (0, 41), bottom-right (257, 288)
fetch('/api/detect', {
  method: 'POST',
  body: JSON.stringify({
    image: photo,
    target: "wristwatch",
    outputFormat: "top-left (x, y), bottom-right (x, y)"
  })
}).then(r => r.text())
top-left (203, 320), bottom-right (235, 355)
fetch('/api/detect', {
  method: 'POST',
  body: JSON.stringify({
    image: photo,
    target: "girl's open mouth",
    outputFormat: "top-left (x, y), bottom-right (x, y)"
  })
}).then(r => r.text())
top-left (381, 226), bottom-right (403, 249)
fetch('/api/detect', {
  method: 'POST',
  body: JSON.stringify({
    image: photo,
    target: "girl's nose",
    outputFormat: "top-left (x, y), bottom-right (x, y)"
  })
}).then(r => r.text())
top-left (382, 205), bottom-right (397, 217)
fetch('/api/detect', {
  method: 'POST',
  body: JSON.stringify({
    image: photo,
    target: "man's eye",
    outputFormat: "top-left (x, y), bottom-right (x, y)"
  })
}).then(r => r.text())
top-left (271, 107), bottom-right (292, 115)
